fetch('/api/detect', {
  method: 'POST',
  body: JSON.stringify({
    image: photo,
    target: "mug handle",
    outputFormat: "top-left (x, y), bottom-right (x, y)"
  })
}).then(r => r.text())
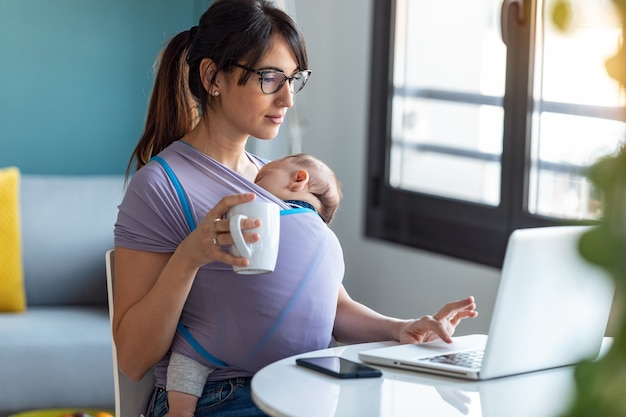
top-left (229, 214), bottom-right (252, 258)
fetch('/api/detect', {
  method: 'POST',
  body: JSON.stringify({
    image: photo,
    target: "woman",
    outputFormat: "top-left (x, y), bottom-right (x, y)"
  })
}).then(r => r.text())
top-left (113, 1), bottom-right (478, 416)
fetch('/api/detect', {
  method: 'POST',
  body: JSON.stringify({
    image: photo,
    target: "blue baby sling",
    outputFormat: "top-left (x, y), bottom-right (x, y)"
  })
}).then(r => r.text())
top-left (152, 155), bottom-right (342, 372)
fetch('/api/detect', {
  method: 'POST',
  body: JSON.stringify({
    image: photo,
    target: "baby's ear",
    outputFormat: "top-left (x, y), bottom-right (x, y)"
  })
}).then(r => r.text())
top-left (290, 170), bottom-right (310, 191)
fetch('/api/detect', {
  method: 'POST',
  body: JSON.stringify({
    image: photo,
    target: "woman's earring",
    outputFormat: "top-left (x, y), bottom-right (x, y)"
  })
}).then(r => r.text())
top-left (213, 90), bottom-right (220, 97)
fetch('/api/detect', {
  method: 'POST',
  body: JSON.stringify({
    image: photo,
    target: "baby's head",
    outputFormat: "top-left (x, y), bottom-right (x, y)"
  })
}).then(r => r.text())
top-left (255, 154), bottom-right (342, 223)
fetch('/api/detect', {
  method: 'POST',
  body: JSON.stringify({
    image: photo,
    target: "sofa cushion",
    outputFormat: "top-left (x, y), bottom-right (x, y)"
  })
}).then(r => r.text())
top-left (0, 306), bottom-right (115, 411)
top-left (20, 175), bottom-right (125, 306)
top-left (0, 166), bottom-right (26, 312)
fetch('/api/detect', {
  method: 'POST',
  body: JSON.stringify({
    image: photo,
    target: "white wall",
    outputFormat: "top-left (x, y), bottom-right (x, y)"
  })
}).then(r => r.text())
top-left (292, 0), bottom-right (501, 336)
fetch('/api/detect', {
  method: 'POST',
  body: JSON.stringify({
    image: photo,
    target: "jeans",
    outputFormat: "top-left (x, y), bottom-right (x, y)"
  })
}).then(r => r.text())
top-left (152, 377), bottom-right (269, 417)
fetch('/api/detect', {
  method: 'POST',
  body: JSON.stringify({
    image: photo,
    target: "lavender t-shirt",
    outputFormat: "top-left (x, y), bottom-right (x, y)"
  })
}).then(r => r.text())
top-left (115, 141), bottom-right (345, 386)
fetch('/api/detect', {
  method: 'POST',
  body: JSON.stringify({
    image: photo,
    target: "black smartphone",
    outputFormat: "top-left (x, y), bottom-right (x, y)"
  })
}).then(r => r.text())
top-left (295, 356), bottom-right (383, 379)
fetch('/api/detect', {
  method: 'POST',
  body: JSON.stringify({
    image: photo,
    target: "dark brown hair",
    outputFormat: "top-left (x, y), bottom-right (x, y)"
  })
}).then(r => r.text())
top-left (127, 0), bottom-right (308, 177)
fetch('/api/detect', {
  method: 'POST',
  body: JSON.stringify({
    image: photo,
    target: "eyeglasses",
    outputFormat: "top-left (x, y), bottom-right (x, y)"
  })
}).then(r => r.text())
top-left (233, 63), bottom-right (311, 95)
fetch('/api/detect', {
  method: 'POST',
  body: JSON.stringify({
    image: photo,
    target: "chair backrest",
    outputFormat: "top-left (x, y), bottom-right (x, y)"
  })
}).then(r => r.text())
top-left (106, 249), bottom-right (156, 417)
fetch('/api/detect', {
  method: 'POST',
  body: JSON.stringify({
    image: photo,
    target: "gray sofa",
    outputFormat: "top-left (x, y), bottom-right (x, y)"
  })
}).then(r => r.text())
top-left (0, 174), bottom-right (126, 415)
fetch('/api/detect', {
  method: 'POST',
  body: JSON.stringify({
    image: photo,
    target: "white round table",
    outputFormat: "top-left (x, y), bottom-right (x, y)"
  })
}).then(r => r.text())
top-left (251, 340), bottom-right (584, 417)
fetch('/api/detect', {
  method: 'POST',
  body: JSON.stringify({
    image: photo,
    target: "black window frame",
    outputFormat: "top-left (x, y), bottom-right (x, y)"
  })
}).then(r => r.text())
top-left (364, 0), bottom-right (607, 268)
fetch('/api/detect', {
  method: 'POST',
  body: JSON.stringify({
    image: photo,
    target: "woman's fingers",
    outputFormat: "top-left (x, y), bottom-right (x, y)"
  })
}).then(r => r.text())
top-left (183, 193), bottom-right (261, 268)
top-left (200, 193), bottom-right (260, 245)
top-left (428, 318), bottom-right (453, 343)
top-left (400, 315), bottom-right (453, 344)
top-left (199, 193), bottom-right (276, 268)
top-left (405, 296), bottom-right (479, 344)
top-left (433, 296), bottom-right (477, 322)
top-left (208, 193), bottom-right (262, 240)
top-left (214, 216), bottom-right (260, 236)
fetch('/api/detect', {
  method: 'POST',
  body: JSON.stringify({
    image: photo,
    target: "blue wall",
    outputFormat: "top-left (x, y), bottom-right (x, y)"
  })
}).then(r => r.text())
top-left (0, 0), bottom-right (210, 175)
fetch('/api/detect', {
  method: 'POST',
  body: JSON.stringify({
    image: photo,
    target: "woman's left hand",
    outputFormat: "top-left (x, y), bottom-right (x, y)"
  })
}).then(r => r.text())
top-left (398, 296), bottom-right (478, 344)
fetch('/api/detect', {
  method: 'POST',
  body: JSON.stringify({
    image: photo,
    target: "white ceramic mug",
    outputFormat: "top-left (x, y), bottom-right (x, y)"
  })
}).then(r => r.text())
top-left (227, 201), bottom-right (280, 274)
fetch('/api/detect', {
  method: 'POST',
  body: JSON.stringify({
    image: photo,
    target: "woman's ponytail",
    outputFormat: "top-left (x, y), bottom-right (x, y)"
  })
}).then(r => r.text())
top-left (126, 29), bottom-right (200, 177)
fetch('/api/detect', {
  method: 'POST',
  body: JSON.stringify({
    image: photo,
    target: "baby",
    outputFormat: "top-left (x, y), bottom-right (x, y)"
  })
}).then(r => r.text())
top-left (165, 153), bottom-right (342, 417)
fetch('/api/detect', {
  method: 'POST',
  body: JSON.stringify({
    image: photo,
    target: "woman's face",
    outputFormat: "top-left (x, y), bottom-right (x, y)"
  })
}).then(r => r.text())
top-left (217, 35), bottom-right (299, 141)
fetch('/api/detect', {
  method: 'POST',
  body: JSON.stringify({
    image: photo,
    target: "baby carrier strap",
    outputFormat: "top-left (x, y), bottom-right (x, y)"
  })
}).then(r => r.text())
top-left (152, 154), bottom-right (336, 371)
top-left (152, 156), bottom-right (227, 368)
top-left (152, 156), bottom-right (197, 231)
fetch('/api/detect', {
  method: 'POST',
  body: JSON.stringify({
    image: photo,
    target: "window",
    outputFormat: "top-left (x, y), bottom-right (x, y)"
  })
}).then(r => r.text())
top-left (366, 0), bottom-right (626, 267)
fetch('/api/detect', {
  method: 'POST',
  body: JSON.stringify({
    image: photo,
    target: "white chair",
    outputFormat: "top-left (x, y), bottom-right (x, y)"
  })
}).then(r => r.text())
top-left (106, 249), bottom-right (156, 417)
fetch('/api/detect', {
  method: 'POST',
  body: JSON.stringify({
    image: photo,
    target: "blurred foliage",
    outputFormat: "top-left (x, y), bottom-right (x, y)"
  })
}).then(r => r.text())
top-left (552, 0), bottom-right (626, 416)
top-left (551, 0), bottom-right (573, 31)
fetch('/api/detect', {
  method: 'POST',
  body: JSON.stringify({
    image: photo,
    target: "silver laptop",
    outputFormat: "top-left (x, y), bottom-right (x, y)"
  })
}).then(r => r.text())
top-left (359, 226), bottom-right (615, 380)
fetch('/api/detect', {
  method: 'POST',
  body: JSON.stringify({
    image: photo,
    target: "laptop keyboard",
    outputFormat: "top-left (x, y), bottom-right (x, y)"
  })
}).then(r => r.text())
top-left (422, 350), bottom-right (485, 369)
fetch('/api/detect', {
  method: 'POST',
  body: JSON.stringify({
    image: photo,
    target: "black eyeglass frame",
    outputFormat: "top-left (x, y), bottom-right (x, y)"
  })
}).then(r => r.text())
top-left (232, 63), bottom-right (312, 95)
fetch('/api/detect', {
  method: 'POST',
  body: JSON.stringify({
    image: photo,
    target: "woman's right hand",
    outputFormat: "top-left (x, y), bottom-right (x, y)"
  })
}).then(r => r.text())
top-left (179, 192), bottom-right (261, 269)
top-left (113, 192), bottom-right (262, 380)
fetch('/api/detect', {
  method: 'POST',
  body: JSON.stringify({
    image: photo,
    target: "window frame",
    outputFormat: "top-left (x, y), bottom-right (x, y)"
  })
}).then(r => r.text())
top-left (364, 0), bottom-right (595, 268)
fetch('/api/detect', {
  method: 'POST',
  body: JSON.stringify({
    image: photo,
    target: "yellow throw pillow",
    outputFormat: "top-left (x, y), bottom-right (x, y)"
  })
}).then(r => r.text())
top-left (0, 167), bottom-right (26, 312)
